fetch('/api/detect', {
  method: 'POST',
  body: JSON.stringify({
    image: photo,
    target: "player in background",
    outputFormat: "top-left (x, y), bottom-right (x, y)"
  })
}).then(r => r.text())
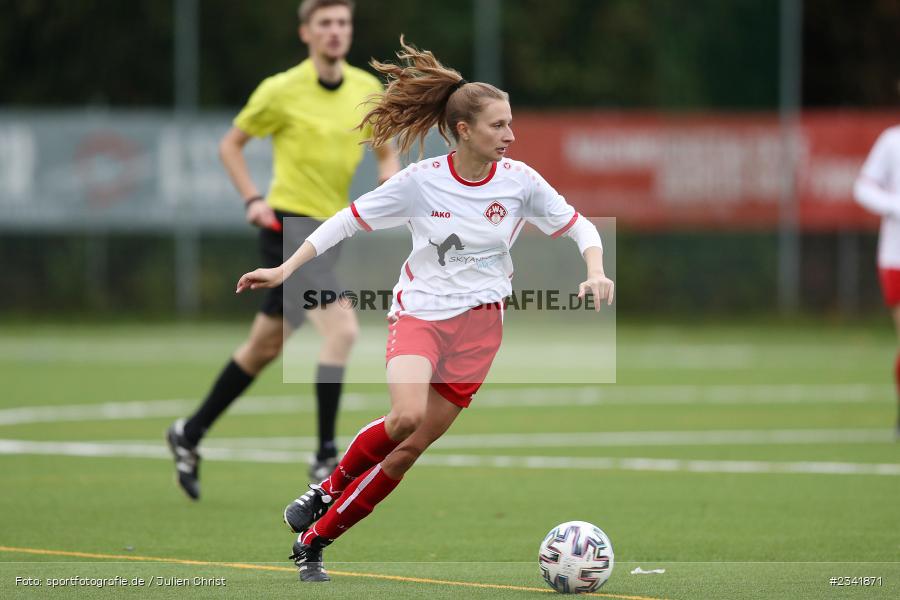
top-left (166, 0), bottom-right (400, 500)
top-left (854, 117), bottom-right (900, 437)
top-left (236, 37), bottom-right (615, 582)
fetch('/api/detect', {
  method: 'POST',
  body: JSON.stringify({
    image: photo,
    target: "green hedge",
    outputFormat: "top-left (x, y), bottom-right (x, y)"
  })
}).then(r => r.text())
top-left (0, 231), bottom-right (882, 318)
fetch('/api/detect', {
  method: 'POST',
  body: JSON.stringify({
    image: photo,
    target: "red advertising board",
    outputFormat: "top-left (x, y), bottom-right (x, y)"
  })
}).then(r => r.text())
top-left (508, 111), bottom-right (900, 231)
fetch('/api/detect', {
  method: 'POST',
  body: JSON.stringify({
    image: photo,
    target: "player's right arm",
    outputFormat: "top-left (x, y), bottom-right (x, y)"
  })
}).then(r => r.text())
top-left (236, 240), bottom-right (316, 293)
top-left (854, 129), bottom-right (900, 218)
top-left (219, 126), bottom-right (278, 229)
top-left (236, 165), bottom-right (417, 293)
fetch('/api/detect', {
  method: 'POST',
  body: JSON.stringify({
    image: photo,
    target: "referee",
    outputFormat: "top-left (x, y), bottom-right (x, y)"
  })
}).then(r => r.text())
top-left (166, 0), bottom-right (399, 500)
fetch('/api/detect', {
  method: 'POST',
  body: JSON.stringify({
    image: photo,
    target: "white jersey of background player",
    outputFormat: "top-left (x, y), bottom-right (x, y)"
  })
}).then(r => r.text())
top-left (855, 126), bottom-right (900, 267)
top-left (307, 152), bottom-right (602, 320)
top-left (853, 124), bottom-right (900, 435)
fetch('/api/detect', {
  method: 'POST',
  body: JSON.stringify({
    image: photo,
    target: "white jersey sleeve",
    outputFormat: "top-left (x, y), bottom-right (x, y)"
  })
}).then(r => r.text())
top-left (350, 165), bottom-right (418, 231)
top-left (306, 166), bottom-right (417, 256)
top-left (854, 130), bottom-right (900, 218)
top-left (525, 167), bottom-right (602, 254)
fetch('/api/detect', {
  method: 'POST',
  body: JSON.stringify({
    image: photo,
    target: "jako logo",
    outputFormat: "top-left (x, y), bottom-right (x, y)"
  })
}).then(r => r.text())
top-left (431, 210), bottom-right (451, 218)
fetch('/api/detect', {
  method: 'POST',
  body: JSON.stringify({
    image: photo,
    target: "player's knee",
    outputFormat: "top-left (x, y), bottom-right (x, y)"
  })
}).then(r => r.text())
top-left (387, 409), bottom-right (425, 439)
top-left (247, 335), bottom-right (283, 365)
top-left (325, 320), bottom-right (359, 349)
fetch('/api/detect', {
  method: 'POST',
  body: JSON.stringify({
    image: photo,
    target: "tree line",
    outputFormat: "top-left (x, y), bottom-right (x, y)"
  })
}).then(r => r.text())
top-left (1, 0), bottom-right (897, 109)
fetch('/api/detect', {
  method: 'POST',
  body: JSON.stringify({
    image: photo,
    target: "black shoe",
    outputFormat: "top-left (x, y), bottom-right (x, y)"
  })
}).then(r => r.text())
top-left (284, 484), bottom-right (334, 534)
top-left (165, 419), bottom-right (200, 500)
top-left (309, 452), bottom-right (339, 483)
top-left (289, 536), bottom-right (332, 582)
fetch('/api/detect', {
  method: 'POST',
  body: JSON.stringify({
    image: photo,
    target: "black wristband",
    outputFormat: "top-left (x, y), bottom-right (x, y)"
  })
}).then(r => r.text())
top-left (244, 195), bottom-right (264, 208)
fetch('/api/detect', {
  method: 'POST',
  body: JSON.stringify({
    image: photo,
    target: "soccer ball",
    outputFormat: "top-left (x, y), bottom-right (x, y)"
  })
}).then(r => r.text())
top-left (538, 521), bottom-right (614, 594)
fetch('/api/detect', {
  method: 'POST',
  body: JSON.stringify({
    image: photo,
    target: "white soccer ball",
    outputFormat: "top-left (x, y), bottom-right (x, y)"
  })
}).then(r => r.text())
top-left (538, 521), bottom-right (614, 594)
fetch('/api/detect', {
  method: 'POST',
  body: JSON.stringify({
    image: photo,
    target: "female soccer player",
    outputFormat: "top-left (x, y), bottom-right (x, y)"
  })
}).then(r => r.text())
top-left (236, 37), bottom-right (614, 582)
top-left (854, 121), bottom-right (900, 436)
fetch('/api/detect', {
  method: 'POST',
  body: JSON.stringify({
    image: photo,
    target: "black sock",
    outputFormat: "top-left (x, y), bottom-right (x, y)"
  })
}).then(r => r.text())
top-left (183, 359), bottom-right (254, 445)
top-left (315, 364), bottom-right (344, 457)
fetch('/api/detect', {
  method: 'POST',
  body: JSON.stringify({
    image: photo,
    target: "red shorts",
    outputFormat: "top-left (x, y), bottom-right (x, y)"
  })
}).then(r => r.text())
top-left (385, 304), bottom-right (503, 408)
top-left (879, 268), bottom-right (900, 306)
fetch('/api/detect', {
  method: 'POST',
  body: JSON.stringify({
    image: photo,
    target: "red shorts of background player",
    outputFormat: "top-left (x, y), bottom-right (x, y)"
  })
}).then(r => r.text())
top-left (385, 303), bottom-right (503, 408)
top-left (879, 268), bottom-right (900, 307)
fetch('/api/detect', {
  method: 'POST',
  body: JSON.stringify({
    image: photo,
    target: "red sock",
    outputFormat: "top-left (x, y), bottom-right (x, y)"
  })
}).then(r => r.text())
top-left (319, 417), bottom-right (399, 497)
top-left (894, 352), bottom-right (900, 398)
top-left (303, 463), bottom-right (401, 543)
top-left (894, 352), bottom-right (900, 421)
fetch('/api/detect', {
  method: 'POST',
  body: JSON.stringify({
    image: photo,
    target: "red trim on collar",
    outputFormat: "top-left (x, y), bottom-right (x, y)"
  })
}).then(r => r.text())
top-left (447, 151), bottom-right (497, 187)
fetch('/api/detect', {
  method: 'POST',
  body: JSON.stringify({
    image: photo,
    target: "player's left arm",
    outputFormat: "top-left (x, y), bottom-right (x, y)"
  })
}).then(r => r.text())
top-left (578, 246), bottom-right (614, 310)
top-left (525, 167), bottom-right (614, 310)
top-left (373, 142), bottom-right (401, 185)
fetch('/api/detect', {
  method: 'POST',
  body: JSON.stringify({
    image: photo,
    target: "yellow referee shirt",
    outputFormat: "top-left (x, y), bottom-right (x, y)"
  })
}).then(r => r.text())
top-left (234, 59), bottom-right (382, 218)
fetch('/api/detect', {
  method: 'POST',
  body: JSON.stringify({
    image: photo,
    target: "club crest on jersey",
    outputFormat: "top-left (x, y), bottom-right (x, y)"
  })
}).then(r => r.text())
top-left (484, 201), bottom-right (507, 226)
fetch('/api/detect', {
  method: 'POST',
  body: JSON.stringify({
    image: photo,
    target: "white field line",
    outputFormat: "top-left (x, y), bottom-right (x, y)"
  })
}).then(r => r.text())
top-left (0, 396), bottom-right (332, 427)
top-left (107, 429), bottom-right (894, 450)
top-left (476, 384), bottom-right (886, 407)
top-left (429, 428), bottom-right (894, 447)
top-left (0, 384), bottom-right (889, 426)
top-left (416, 455), bottom-right (900, 476)
top-left (0, 439), bottom-right (295, 462)
top-left (0, 439), bottom-right (897, 476)
top-left (1, 337), bottom-right (888, 370)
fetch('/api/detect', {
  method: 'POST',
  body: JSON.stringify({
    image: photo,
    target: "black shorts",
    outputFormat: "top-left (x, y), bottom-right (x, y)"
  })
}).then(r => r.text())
top-left (259, 210), bottom-right (345, 327)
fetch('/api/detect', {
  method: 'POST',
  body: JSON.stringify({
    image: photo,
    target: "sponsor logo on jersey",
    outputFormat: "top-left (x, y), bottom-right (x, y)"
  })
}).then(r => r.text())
top-left (484, 201), bottom-right (508, 225)
top-left (430, 210), bottom-right (451, 218)
top-left (427, 233), bottom-right (508, 271)
top-left (428, 234), bottom-right (465, 266)
top-left (449, 251), bottom-right (508, 270)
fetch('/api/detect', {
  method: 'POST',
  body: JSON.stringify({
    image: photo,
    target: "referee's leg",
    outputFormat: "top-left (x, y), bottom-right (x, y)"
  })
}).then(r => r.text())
top-left (167, 312), bottom-right (291, 499)
top-left (186, 312), bottom-right (291, 444)
top-left (184, 220), bottom-right (293, 445)
top-left (235, 312), bottom-right (292, 374)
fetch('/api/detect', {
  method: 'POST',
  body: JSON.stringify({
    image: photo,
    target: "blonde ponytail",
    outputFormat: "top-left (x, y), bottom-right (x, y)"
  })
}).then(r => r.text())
top-left (360, 36), bottom-right (508, 156)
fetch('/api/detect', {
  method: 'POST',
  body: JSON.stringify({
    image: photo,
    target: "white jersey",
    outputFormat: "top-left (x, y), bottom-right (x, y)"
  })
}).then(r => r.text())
top-left (307, 152), bottom-right (602, 320)
top-left (855, 126), bottom-right (900, 267)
